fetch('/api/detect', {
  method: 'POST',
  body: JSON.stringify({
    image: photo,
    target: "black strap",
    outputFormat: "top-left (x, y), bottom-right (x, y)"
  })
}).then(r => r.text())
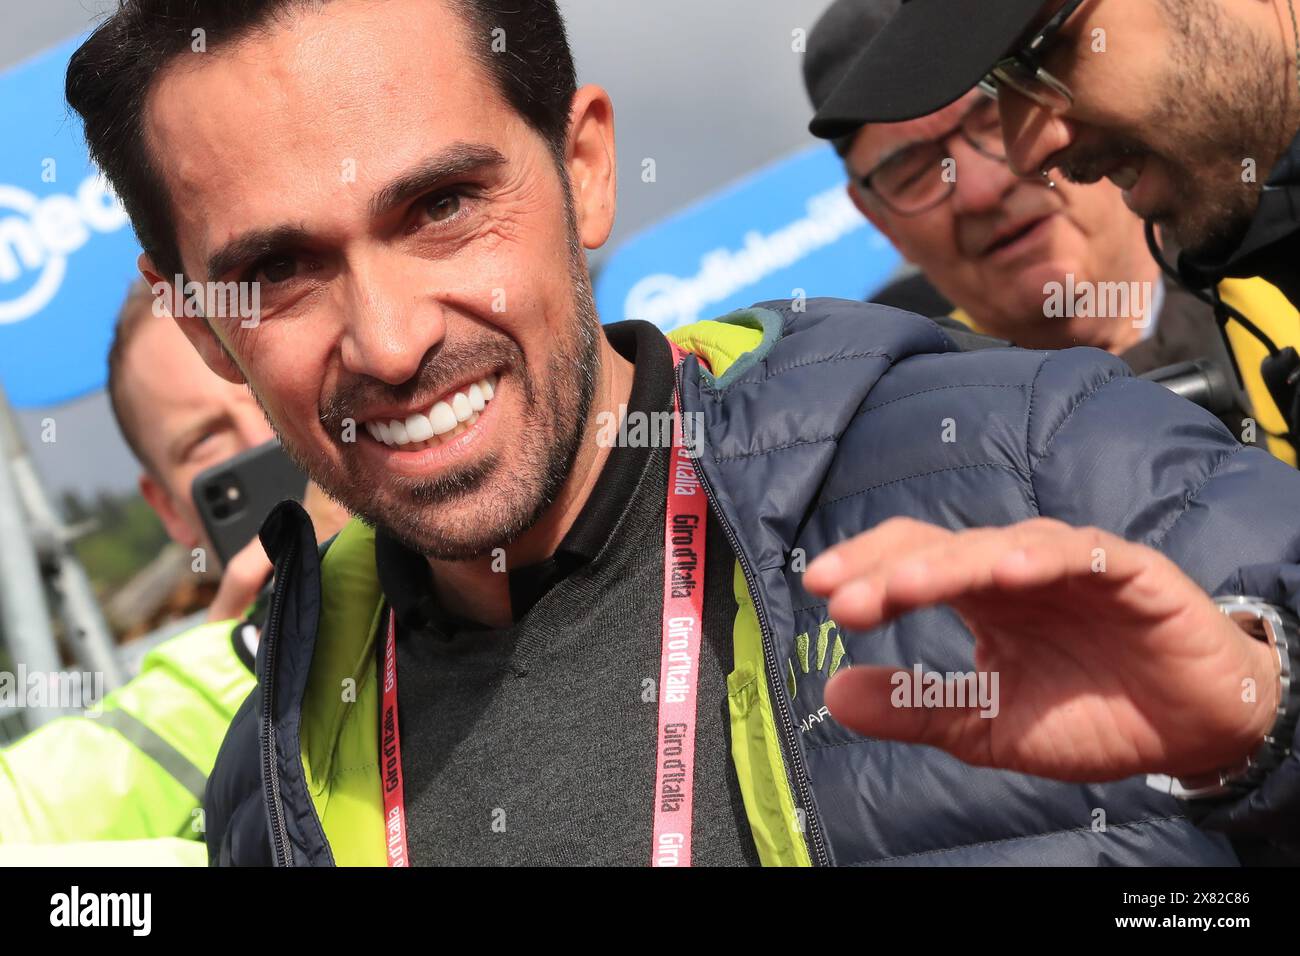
top-left (1145, 222), bottom-right (1300, 457)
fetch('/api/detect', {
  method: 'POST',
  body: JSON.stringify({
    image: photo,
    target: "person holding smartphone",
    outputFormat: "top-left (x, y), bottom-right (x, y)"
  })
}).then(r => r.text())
top-left (62, 0), bottom-right (1300, 867)
top-left (115, 281), bottom-right (348, 621)
top-left (0, 281), bottom-right (346, 849)
top-left (810, 0), bottom-right (1300, 442)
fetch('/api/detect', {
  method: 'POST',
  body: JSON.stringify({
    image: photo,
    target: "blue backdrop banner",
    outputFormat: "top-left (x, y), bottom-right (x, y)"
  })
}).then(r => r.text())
top-left (595, 143), bottom-right (901, 333)
top-left (0, 33), bottom-right (141, 410)
top-left (1, 47), bottom-right (900, 406)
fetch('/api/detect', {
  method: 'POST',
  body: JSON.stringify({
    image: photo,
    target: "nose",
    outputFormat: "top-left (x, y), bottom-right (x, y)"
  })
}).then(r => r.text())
top-left (339, 252), bottom-right (448, 386)
top-left (997, 87), bottom-right (1076, 179)
top-left (946, 136), bottom-right (1018, 217)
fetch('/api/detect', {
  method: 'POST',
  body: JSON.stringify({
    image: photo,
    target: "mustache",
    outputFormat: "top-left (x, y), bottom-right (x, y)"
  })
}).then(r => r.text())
top-left (319, 336), bottom-right (524, 434)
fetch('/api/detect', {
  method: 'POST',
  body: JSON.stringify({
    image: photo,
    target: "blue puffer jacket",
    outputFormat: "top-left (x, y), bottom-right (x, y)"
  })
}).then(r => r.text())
top-left (679, 298), bottom-right (1299, 866)
top-left (206, 298), bottom-right (1300, 865)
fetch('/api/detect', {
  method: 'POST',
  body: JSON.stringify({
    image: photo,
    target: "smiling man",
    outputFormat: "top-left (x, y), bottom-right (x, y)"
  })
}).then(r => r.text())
top-left (844, 91), bottom-right (1168, 357)
top-left (68, 0), bottom-right (1300, 867)
top-left (810, 0), bottom-right (1300, 436)
top-left (805, 0), bottom-right (1221, 356)
top-left (805, 10), bottom-right (1162, 356)
top-left (811, 0), bottom-right (1300, 293)
top-left (0, 281), bottom-right (343, 852)
top-left (805, 0), bottom-right (1300, 453)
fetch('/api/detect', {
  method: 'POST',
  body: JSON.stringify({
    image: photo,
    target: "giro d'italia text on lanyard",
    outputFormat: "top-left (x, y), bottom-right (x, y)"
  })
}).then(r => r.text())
top-left (378, 341), bottom-right (708, 867)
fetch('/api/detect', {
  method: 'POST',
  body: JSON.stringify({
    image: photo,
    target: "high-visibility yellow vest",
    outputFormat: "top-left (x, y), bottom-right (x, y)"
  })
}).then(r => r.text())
top-left (1217, 278), bottom-right (1299, 466)
top-left (0, 619), bottom-right (255, 846)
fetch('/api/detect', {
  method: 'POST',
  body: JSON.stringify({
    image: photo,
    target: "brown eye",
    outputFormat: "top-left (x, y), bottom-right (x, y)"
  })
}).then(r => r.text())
top-left (260, 256), bottom-right (297, 284)
top-left (425, 193), bottom-right (462, 223)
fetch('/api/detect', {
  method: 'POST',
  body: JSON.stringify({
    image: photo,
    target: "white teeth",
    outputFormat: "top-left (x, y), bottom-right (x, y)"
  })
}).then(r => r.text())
top-left (452, 392), bottom-right (472, 422)
top-left (429, 401), bottom-right (458, 435)
top-left (405, 412), bottom-right (434, 443)
top-left (368, 374), bottom-right (499, 447)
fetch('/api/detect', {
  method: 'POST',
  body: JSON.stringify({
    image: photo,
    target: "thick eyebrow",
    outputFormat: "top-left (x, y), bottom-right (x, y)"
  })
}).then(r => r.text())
top-left (368, 142), bottom-right (508, 218)
top-left (203, 142), bottom-right (508, 281)
top-left (206, 224), bottom-right (313, 284)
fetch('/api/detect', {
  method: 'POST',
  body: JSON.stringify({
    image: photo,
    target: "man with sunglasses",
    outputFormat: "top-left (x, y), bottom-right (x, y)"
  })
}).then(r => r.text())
top-left (811, 0), bottom-right (1300, 445)
top-left (804, 0), bottom-right (1263, 448)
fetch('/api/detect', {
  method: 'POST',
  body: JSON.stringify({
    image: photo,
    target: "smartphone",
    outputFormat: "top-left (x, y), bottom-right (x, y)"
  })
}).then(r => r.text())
top-left (192, 439), bottom-right (309, 567)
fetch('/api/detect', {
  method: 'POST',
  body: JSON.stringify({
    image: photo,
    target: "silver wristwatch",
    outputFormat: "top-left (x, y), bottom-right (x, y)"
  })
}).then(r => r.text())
top-left (1147, 595), bottom-right (1299, 802)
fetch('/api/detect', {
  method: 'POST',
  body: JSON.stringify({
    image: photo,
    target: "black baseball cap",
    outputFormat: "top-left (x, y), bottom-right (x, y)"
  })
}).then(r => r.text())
top-left (809, 0), bottom-right (1047, 138)
top-left (802, 0), bottom-right (901, 153)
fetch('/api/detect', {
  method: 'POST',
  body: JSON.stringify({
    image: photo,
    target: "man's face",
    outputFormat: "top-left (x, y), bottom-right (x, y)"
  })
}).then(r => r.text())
top-left (144, 0), bottom-right (615, 560)
top-left (997, 0), bottom-right (1292, 262)
top-left (125, 312), bottom-right (274, 550)
top-left (849, 91), bottom-right (1154, 349)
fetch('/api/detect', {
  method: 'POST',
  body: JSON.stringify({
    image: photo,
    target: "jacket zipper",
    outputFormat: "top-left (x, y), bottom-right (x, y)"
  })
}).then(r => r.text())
top-left (261, 535), bottom-right (298, 867)
top-left (675, 361), bottom-right (830, 867)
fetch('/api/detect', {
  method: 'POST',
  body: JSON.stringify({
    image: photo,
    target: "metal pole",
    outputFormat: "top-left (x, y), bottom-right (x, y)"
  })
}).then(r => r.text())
top-left (0, 388), bottom-right (123, 692)
top-left (0, 397), bottom-right (62, 728)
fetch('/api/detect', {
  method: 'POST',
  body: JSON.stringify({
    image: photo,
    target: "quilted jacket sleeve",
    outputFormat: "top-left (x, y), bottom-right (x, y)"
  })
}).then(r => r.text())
top-left (1023, 348), bottom-right (1300, 849)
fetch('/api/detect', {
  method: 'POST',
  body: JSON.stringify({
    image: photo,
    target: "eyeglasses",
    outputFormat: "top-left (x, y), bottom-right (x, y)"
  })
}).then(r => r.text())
top-left (978, 0), bottom-right (1086, 114)
top-left (857, 94), bottom-right (1006, 217)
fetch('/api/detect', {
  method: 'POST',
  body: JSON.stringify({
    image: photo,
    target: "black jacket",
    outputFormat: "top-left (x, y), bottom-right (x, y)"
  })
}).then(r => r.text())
top-left (1179, 130), bottom-right (1300, 308)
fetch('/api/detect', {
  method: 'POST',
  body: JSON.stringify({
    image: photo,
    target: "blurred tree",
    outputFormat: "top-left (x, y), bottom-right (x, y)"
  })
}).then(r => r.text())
top-left (73, 492), bottom-right (169, 597)
top-left (59, 490), bottom-right (88, 524)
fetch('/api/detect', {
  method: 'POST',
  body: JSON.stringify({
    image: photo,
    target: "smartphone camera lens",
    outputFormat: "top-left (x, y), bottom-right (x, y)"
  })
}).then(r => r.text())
top-left (209, 476), bottom-right (246, 522)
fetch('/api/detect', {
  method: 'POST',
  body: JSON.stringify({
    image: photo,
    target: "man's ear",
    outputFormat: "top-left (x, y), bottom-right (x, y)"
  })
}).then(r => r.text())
top-left (565, 84), bottom-right (617, 251)
top-left (139, 253), bottom-right (246, 385)
top-left (139, 471), bottom-right (201, 551)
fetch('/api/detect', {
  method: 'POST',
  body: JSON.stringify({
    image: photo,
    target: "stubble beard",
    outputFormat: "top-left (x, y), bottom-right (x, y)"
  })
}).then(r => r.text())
top-left (263, 218), bottom-right (603, 562)
top-left (1149, 0), bottom-right (1291, 261)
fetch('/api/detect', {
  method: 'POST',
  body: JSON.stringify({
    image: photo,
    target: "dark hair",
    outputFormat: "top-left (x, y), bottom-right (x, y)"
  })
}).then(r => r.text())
top-left (67, 0), bottom-right (578, 280)
top-left (106, 278), bottom-right (164, 474)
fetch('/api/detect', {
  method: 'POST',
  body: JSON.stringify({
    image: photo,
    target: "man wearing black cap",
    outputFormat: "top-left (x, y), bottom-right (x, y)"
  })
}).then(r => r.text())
top-left (801, 0), bottom-right (1292, 456)
top-left (810, 0), bottom-right (1300, 431)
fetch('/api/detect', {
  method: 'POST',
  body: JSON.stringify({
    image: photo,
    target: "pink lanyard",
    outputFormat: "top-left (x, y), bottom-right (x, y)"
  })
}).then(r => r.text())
top-left (380, 342), bottom-right (707, 867)
top-left (379, 611), bottom-right (409, 866)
